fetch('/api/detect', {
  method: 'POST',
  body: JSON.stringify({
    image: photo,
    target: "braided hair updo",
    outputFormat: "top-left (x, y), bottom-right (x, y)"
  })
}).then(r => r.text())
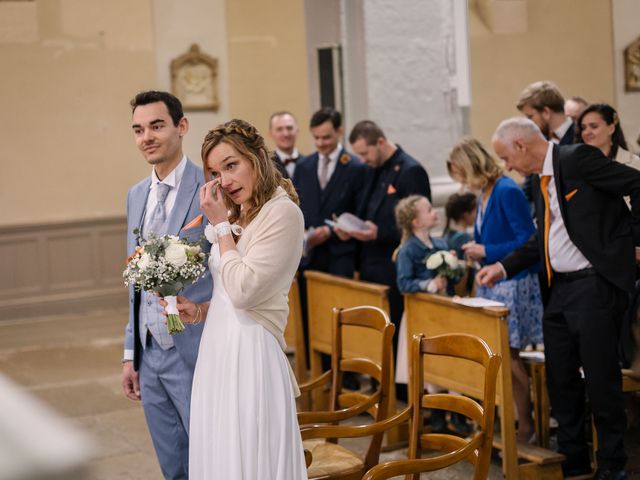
top-left (201, 119), bottom-right (299, 225)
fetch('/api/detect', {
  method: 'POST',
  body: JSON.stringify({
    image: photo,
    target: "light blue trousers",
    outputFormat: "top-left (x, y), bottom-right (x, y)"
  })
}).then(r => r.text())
top-left (139, 335), bottom-right (194, 480)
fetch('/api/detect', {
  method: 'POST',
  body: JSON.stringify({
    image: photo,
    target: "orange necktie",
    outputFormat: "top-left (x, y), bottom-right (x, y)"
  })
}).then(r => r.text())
top-left (540, 176), bottom-right (552, 286)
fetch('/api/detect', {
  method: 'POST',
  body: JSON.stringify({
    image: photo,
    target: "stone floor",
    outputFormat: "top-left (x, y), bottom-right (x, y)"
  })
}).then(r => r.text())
top-left (0, 309), bottom-right (638, 479)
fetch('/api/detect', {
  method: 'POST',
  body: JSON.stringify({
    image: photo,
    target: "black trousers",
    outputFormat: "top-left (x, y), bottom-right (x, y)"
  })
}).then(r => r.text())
top-left (544, 271), bottom-right (627, 471)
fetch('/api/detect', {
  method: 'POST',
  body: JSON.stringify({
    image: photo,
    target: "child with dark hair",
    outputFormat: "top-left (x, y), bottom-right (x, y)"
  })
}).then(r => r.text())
top-left (443, 192), bottom-right (477, 296)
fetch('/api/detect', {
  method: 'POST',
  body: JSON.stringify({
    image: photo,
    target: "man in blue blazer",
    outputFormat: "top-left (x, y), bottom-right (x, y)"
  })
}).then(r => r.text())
top-left (479, 117), bottom-right (640, 480)
top-left (122, 91), bottom-right (212, 480)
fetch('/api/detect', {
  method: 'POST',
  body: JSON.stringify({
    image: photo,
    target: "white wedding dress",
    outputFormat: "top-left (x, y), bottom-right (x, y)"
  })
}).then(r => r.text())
top-left (189, 248), bottom-right (308, 479)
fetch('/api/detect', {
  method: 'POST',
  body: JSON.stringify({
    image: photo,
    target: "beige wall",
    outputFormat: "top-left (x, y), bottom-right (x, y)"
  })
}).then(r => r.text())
top-left (152, 0), bottom-right (230, 164)
top-left (468, 0), bottom-right (615, 147)
top-left (0, 0), bottom-right (156, 226)
top-left (613, 0), bottom-right (640, 154)
top-left (225, 0), bottom-right (312, 153)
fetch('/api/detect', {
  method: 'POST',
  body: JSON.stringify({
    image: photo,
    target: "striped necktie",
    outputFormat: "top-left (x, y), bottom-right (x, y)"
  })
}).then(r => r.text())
top-left (147, 183), bottom-right (171, 236)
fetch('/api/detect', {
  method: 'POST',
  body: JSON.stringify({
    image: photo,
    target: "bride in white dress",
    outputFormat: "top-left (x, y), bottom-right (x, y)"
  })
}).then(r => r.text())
top-left (170, 119), bottom-right (308, 479)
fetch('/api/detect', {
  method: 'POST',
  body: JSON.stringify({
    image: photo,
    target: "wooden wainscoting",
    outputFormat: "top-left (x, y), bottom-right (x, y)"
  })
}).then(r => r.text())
top-left (0, 217), bottom-right (128, 319)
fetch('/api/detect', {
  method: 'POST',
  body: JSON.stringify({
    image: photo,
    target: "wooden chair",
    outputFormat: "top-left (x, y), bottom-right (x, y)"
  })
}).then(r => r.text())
top-left (298, 305), bottom-right (397, 480)
top-left (361, 333), bottom-right (501, 480)
top-left (404, 293), bottom-right (565, 479)
top-left (303, 271), bottom-right (406, 449)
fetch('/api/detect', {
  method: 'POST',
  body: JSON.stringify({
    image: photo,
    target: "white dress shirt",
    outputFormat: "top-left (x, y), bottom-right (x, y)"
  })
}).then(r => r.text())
top-left (142, 155), bottom-right (187, 236)
top-left (552, 117), bottom-right (574, 144)
top-left (316, 144), bottom-right (342, 185)
top-left (276, 147), bottom-right (300, 178)
top-left (540, 142), bottom-right (591, 272)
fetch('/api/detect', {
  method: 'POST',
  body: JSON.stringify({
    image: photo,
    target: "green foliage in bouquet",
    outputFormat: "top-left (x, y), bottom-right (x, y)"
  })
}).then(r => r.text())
top-left (124, 230), bottom-right (207, 334)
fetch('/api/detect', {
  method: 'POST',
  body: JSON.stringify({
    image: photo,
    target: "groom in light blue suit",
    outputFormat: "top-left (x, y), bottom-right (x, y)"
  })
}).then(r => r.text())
top-left (122, 91), bottom-right (212, 480)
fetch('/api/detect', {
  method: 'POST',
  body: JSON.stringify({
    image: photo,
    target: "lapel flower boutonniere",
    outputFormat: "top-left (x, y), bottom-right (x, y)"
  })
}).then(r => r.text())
top-left (387, 184), bottom-right (397, 195)
top-left (339, 153), bottom-right (350, 165)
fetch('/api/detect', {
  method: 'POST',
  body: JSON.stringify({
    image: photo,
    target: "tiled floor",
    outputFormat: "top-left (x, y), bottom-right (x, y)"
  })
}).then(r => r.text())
top-left (0, 309), bottom-right (638, 479)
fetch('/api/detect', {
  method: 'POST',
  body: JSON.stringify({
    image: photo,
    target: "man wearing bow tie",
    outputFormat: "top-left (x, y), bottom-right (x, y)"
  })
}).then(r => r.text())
top-left (269, 111), bottom-right (303, 179)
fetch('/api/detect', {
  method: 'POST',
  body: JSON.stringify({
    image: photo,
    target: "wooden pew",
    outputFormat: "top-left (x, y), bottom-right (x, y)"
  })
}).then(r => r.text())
top-left (284, 276), bottom-right (309, 409)
top-left (304, 270), bottom-right (405, 448)
top-left (404, 292), bottom-right (564, 480)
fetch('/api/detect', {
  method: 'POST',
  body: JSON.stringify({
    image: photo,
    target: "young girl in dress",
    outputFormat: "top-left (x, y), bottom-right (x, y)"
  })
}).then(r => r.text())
top-left (166, 119), bottom-right (308, 479)
top-left (393, 195), bottom-right (469, 435)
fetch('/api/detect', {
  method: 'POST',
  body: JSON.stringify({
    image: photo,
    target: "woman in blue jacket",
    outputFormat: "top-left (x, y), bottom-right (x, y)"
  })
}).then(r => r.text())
top-left (448, 137), bottom-right (543, 443)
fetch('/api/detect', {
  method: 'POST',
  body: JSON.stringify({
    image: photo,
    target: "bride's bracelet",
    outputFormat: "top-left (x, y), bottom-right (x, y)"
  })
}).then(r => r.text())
top-left (192, 304), bottom-right (202, 325)
top-left (214, 221), bottom-right (234, 238)
top-left (204, 221), bottom-right (243, 244)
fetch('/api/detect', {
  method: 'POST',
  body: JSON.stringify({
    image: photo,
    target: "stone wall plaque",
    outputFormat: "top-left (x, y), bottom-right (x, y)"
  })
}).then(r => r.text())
top-left (171, 44), bottom-right (220, 111)
top-left (624, 36), bottom-right (640, 92)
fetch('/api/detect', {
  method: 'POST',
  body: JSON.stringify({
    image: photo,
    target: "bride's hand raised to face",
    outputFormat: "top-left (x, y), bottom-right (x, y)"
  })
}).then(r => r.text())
top-left (200, 179), bottom-right (228, 225)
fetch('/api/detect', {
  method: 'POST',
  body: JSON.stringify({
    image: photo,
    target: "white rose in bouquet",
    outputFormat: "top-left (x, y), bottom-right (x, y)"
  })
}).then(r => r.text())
top-left (137, 252), bottom-right (151, 271)
top-left (426, 253), bottom-right (444, 270)
top-left (425, 250), bottom-right (464, 280)
top-left (442, 251), bottom-right (459, 269)
top-left (165, 243), bottom-right (188, 268)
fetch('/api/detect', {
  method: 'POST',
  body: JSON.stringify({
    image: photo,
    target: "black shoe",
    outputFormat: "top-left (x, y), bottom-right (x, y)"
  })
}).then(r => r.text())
top-left (429, 409), bottom-right (446, 433)
top-left (594, 467), bottom-right (627, 480)
top-left (448, 412), bottom-right (472, 437)
top-left (342, 372), bottom-right (360, 391)
top-left (562, 465), bottom-right (592, 478)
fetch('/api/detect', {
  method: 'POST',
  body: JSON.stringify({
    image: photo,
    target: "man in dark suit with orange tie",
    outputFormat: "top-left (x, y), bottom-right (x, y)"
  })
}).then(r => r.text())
top-left (478, 117), bottom-right (640, 480)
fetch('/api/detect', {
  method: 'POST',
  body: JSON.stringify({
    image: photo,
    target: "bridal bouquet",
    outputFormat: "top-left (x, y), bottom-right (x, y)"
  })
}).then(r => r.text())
top-left (123, 230), bottom-right (207, 334)
top-left (425, 250), bottom-right (464, 280)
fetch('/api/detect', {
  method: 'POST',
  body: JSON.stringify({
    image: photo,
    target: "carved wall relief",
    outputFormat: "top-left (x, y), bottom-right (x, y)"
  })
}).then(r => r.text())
top-left (171, 44), bottom-right (220, 111)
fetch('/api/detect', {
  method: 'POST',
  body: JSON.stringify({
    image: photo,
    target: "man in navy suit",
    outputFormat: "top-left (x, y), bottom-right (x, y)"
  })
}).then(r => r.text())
top-left (479, 117), bottom-right (640, 480)
top-left (122, 91), bottom-right (212, 479)
top-left (293, 108), bottom-right (365, 278)
top-left (340, 120), bottom-right (431, 357)
top-left (269, 111), bottom-right (303, 179)
top-left (293, 108), bottom-right (364, 373)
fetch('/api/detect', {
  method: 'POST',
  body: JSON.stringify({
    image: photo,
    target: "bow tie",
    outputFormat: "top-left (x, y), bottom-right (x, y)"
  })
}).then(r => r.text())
top-left (283, 156), bottom-right (298, 166)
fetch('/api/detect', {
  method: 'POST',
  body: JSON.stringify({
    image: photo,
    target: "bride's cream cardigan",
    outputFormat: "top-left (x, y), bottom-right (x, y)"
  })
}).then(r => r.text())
top-left (218, 186), bottom-right (304, 389)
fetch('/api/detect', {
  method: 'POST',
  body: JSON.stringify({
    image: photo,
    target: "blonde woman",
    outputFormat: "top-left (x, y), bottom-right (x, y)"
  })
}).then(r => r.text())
top-left (447, 137), bottom-right (543, 443)
top-left (165, 119), bottom-right (307, 479)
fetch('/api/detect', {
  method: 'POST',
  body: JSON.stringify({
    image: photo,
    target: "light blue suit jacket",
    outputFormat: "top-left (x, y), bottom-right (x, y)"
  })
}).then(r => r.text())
top-left (124, 159), bottom-right (213, 371)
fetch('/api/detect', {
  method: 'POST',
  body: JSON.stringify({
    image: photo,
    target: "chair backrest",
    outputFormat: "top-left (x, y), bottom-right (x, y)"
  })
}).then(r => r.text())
top-left (299, 305), bottom-right (395, 471)
top-left (408, 332), bottom-right (501, 480)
